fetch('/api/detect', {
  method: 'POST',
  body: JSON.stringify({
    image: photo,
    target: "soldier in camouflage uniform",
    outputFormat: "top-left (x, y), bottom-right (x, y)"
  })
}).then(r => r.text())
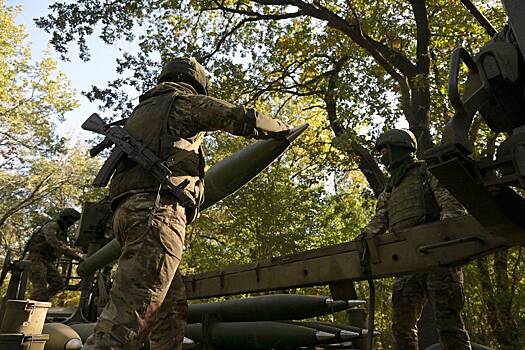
top-left (84, 58), bottom-right (290, 350)
top-left (362, 129), bottom-right (471, 350)
top-left (27, 208), bottom-right (83, 301)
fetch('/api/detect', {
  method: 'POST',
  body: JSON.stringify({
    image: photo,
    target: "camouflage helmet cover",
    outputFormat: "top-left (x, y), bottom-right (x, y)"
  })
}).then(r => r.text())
top-left (375, 129), bottom-right (417, 152)
top-left (157, 57), bottom-right (209, 95)
top-left (59, 208), bottom-right (81, 221)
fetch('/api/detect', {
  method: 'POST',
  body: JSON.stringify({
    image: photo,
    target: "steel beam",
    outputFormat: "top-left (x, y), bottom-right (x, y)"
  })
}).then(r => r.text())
top-left (184, 215), bottom-right (514, 299)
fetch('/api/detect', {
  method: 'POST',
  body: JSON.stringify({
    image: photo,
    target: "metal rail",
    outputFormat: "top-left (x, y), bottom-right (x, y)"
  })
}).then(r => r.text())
top-left (184, 215), bottom-right (513, 299)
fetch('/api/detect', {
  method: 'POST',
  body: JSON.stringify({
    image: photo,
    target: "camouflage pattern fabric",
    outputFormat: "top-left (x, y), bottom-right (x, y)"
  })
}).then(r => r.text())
top-left (29, 221), bottom-right (81, 260)
top-left (84, 193), bottom-right (188, 350)
top-left (391, 268), bottom-right (470, 350)
top-left (362, 161), bottom-right (471, 350)
top-left (28, 253), bottom-right (64, 302)
top-left (86, 81), bottom-right (289, 350)
top-left (362, 165), bottom-right (466, 237)
top-left (27, 221), bottom-right (80, 301)
top-left (109, 82), bottom-right (288, 211)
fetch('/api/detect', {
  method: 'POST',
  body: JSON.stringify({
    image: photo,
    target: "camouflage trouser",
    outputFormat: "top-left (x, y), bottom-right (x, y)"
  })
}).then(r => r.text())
top-left (28, 254), bottom-right (64, 302)
top-left (84, 193), bottom-right (188, 350)
top-left (391, 268), bottom-right (471, 350)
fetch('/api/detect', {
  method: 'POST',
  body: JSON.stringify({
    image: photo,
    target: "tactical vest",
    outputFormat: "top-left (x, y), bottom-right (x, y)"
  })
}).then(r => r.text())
top-left (28, 221), bottom-right (66, 260)
top-left (386, 163), bottom-right (440, 232)
top-left (109, 84), bottom-right (205, 220)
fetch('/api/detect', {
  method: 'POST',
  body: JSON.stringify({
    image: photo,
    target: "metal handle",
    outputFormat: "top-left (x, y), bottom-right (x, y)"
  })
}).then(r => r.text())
top-left (89, 138), bottom-right (113, 157)
top-left (448, 47), bottom-right (478, 117)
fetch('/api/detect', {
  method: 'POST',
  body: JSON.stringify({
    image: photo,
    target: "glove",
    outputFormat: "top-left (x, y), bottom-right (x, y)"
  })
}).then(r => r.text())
top-left (68, 248), bottom-right (84, 261)
top-left (250, 111), bottom-right (291, 139)
top-left (356, 231), bottom-right (367, 241)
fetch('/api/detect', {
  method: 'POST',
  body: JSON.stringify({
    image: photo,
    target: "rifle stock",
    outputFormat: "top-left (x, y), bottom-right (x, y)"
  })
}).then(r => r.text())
top-left (81, 113), bottom-right (106, 134)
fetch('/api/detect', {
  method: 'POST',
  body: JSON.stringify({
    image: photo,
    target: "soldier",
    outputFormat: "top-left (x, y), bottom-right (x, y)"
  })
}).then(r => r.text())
top-left (361, 129), bottom-right (471, 350)
top-left (27, 208), bottom-right (83, 302)
top-left (84, 58), bottom-right (290, 350)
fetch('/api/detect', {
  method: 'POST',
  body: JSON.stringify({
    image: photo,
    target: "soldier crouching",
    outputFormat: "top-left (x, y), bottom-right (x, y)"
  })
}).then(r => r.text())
top-left (27, 208), bottom-right (83, 302)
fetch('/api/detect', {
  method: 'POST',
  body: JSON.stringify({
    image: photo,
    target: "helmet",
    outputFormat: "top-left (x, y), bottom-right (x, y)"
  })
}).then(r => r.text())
top-left (59, 208), bottom-right (81, 221)
top-left (157, 57), bottom-right (209, 95)
top-left (375, 129), bottom-right (417, 152)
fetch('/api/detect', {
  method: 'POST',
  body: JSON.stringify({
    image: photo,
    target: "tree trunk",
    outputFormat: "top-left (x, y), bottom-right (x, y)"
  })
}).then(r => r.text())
top-left (407, 77), bottom-right (433, 155)
top-left (325, 58), bottom-right (387, 196)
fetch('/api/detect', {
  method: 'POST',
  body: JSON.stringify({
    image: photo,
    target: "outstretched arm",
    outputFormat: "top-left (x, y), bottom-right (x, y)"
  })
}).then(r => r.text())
top-left (172, 95), bottom-right (289, 138)
top-left (42, 222), bottom-right (82, 260)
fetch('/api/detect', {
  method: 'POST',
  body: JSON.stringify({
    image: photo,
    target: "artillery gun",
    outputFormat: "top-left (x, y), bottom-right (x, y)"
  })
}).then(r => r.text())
top-left (1, 0), bottom-right (524, 349)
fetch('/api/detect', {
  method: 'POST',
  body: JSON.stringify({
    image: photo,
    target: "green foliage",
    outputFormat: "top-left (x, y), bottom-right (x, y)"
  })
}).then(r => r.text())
top-left (0, 1), bottom-right (103, 300)
top-left (184, 103), bottom-right (374, 273)
top-left (6, 0), bottom-right (525, 348)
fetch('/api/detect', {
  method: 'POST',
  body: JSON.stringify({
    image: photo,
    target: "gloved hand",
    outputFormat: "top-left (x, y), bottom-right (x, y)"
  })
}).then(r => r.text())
top-left (75, 253), bottom-right (85, 262)
top-left (356, 230), bottom-right (367, 241)
top-left (251, 111), bottom-right (291, 140)
top-left (69, 248), bottom-right (84, 261)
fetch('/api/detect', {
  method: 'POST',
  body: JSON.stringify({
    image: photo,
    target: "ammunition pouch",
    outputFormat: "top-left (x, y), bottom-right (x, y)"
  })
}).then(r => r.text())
top-left (387, 163), bottom-right (440, 232)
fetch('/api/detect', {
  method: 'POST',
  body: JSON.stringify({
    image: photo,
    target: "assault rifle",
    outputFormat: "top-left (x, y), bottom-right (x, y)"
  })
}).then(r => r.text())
top-left (82, 113), bottom-right (194, 208)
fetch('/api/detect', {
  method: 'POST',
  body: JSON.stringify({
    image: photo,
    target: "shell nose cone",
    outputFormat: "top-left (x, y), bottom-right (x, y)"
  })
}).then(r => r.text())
top-left (340, 330), bottom-right (360, 339)
top-left (183, 337), bottom-right (195, 345)
top-left (361, 328), bottom-right (380, 337)
top-left (347, 299), bottom-right (366, 307)
top-left (65, 338), bottom-right (83, 350)
top-left (315, 330), bottom-right (336, 341)
top-left (285, 123), bottom-right (309, 142)
top-left (325, 297), bottom-right (348, 309)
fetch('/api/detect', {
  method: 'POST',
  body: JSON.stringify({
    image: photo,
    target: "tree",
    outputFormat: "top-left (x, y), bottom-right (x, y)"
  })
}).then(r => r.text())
top-left (0, 1), bottom-right (101, 256)
top-left (32, 0), bottom-right (525, 347)
top-left (34, 0), bottom-right (507, 193)
top-left (185, 107), bottom-right (374, 273)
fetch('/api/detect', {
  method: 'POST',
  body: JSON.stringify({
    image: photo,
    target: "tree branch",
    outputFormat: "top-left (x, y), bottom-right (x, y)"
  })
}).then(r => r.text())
top-left (409, 0), bottom-right (431, 74)
top-left (251, 0), bottom-right (410, 87)
top-left (363, 34), bottom-right (418, 76)
top-left (324, 56), bottom-right (386, 195)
